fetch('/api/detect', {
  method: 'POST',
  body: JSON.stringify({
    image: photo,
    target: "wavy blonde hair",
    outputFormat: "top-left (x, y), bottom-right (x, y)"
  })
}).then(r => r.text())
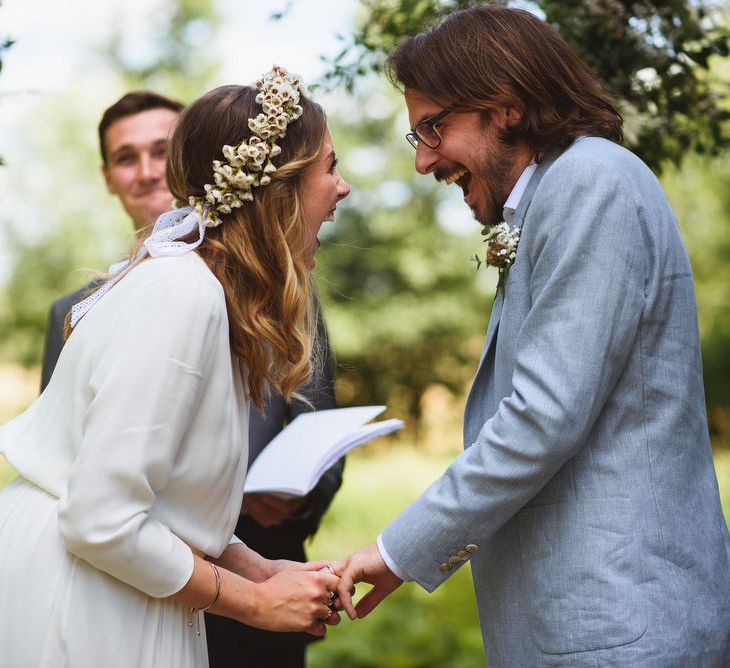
top-left (165, 85), bottom-right (327, 410)
top-left (65, 85), bottom-right (327, 409)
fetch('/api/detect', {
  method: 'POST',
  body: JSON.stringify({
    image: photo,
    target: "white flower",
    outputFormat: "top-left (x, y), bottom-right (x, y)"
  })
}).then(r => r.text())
top-left (478, 219), bottom-right (522, 284)
top-left (195, 65), bottom-right (306, 223)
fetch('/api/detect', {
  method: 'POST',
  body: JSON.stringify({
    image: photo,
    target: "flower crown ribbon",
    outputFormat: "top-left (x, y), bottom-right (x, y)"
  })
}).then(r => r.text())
top-left (69, 206), bottom-right (206, 327)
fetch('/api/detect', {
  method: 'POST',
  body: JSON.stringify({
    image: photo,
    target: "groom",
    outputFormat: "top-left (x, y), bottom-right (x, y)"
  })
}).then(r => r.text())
top-left (336, 6), bottom-right (730, 666)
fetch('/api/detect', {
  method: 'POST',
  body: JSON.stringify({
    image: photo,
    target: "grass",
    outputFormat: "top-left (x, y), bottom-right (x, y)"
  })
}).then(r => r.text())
top-left (306, 446), bottom-right (484, 668)
top-left (307, 443), bottom-right (730, 668)
top-left (1, 362), bottom-right (728, 666)
top-left (1, 444), bottom-right (728, 667)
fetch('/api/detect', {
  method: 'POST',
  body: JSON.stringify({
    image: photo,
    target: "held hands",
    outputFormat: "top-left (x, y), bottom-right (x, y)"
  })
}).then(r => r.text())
top-left (243, 492), bottom-right (309, 527)
top-left (251, 561), bottom-right (341, 637)
top-left (334, 543), bottom-right (403, 619)
top-left (216, 542), bottom-right (304, 583)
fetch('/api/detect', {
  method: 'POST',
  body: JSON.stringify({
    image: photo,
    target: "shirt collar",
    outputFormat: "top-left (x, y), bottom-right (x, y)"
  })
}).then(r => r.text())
top-left (503, 161), bottom-right (537, 218)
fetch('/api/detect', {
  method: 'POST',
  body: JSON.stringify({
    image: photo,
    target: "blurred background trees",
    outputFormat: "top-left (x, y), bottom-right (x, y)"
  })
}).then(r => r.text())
top-left (317, 0), bottom-right (730, 441)
top-left (1, 0), bottom-right (728, 439)
top-left (0, 1), bottom-right (728, 665)
top-left (324, 0), bottom-right (730, 171)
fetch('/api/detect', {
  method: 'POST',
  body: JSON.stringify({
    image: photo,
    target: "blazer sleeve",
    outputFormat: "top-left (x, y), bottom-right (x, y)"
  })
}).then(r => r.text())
top-left (57, 265), bottom-right (227, 598)
top-left (381, 155), bottom-right (647, 591)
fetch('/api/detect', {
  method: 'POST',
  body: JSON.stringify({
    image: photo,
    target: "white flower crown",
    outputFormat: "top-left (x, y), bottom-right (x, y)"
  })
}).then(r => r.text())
top-left (187, 65), bottom-right (307, 228)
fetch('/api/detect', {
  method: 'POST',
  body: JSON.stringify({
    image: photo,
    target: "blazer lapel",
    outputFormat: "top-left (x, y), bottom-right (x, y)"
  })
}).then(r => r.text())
top-left (470, 151), bottom-right (562, 382)
top-left (478, 290), bottom-right (503, 368)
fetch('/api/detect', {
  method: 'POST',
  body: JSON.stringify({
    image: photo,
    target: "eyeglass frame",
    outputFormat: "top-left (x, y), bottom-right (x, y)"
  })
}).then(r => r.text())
top-left (405, 107), bottom-right (453, 150)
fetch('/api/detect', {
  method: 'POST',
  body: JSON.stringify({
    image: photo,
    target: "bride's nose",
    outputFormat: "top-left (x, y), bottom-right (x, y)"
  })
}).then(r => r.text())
top-left (337, 175), bottom-right (351, 201)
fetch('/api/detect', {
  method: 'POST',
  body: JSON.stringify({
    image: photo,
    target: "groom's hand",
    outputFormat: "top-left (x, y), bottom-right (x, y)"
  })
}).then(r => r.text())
top-left (335, 543), bottom-right (402, 620)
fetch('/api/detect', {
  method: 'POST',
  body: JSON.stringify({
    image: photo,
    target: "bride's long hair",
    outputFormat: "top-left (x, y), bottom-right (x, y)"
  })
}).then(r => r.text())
top-left (165, 85), bottom-right (327, 410)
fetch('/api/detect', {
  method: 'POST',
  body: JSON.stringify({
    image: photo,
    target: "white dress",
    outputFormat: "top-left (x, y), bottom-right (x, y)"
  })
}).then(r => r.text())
top-left (0, 253), bottom-right (249, 668)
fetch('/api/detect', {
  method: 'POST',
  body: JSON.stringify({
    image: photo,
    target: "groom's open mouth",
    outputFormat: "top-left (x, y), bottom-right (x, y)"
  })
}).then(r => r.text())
top-left (443, 168), bottom-right (471, 199)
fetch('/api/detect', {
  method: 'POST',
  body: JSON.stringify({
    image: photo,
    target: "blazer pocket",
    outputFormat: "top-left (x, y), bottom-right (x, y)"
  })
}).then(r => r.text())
top-left (516, 498), bottom-right (647, 655)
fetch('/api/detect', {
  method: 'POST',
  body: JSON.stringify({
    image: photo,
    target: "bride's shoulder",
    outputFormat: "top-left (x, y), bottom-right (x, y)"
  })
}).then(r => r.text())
top-left (131, 252), bottom-right (226, 314)
top-left (139, 252), bottom-right (221, 290)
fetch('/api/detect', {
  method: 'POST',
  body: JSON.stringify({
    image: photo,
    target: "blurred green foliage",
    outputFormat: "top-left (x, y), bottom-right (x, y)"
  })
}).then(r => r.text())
top-left (662, 151), bottom-right (730, 435)
top-left (0, 0), bottom-right (14, 167)
top-left (0, 2), bottom-right (728, 666)
top-left (102, 0), bottom-right (220, 100)
top-left (317, 89), bottom-right (494, 430)
top-left (323, 0), bottom-right (730, 173)
top-left (306, 446), bottom-right (491, 667)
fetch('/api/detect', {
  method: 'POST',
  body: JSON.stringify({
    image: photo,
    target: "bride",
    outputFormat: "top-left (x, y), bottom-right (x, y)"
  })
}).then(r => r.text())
top-left (0, 66), bottom-right (349, 667)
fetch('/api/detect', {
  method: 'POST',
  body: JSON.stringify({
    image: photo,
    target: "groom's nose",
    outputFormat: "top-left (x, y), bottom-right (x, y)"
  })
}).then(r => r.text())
top-left (414, 142), bottom-right (438, 175)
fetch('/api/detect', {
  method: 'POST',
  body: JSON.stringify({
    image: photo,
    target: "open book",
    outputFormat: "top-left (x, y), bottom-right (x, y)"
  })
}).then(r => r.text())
top-left (243, 406), bottom-right (404, 497)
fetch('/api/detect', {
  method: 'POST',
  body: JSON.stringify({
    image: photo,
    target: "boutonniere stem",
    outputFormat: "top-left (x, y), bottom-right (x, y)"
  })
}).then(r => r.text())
top-left (472, 222), bottom-right (521, 291)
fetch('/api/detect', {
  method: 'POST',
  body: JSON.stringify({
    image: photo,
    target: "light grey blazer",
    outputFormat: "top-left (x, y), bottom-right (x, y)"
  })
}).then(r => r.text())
top-left (382, 137), bottom-right (730, 666)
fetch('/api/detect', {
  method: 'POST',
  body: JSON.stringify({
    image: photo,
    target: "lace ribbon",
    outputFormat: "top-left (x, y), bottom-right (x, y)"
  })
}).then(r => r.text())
top-left (70, 206), bottom-right (206, 327)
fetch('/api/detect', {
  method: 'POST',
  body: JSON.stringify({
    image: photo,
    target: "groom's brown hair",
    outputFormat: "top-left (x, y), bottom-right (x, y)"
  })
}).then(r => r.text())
top-left (386, 5), bottom-right (623, 159)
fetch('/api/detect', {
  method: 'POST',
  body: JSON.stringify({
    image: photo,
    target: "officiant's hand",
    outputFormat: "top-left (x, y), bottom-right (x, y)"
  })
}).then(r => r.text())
top-left (334, 543), bottom-right (402, 619)
top-left (243, 492), bottom-right (309, 527)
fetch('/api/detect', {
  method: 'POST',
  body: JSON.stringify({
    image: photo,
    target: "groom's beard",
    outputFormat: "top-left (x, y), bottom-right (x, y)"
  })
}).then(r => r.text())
top-left (471, 135), bottom-right (517, 227)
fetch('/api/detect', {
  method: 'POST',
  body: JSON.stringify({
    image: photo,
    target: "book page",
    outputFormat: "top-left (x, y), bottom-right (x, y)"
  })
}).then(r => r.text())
top-left (244, 406), bottom-right (402, 496)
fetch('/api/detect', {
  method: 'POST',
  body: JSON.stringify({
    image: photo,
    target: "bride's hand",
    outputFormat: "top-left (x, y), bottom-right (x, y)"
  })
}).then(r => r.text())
top-left (248, 562), bottom-right (341, 636)
top-left (253, 557), bottom-right (335, 580)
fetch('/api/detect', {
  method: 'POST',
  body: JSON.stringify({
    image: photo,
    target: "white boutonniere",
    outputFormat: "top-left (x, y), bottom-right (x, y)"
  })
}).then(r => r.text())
top-left (472, 221), bottom-right (521, 291)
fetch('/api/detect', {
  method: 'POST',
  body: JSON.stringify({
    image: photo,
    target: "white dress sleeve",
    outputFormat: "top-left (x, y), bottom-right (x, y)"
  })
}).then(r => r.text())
top-left (58, 257), bottom-right (227, 598)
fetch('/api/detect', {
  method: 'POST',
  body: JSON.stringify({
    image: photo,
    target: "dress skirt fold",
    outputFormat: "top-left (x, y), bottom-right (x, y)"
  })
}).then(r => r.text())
top-left (0, 477), bottom-right (209, 668)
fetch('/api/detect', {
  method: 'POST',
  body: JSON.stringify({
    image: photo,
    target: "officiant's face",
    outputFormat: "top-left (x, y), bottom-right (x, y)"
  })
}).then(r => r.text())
top-left (300, 128), bottom-right (350, 268)
top-left (102, 108), bottom-right (179, 232)
top-left (405, 88), bottom-right (520, 227)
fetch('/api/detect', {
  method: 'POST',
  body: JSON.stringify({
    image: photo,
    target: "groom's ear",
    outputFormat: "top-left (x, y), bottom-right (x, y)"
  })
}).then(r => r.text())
top-left (495, 101), bottom-right (524, 129)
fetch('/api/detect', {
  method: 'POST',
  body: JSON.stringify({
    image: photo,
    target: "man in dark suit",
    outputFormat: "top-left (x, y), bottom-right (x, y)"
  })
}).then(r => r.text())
top-left (40, 90), bottom-right (344, 668)
top-left (40, 89), bottom-right (183, 389)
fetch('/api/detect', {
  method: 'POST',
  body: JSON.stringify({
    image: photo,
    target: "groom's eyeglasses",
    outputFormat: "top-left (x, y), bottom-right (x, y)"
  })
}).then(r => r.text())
top-left (406, 108), bottom-right (453, 149)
